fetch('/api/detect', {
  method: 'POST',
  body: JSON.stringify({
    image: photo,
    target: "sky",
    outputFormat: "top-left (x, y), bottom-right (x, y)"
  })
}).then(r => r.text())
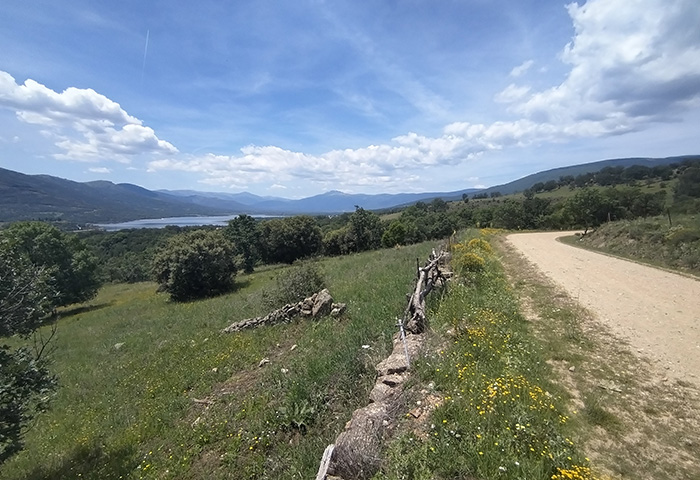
top-left (0, 0), bottom-right (699, 198)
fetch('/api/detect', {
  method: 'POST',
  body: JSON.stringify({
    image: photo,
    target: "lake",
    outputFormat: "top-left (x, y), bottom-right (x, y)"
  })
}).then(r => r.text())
top-left (95, 214), bottom-right (279, 231)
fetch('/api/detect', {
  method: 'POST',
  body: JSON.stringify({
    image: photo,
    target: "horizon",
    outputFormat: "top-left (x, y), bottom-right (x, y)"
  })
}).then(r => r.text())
top-left (1, 0), bottom-right (699, 198)
top-left (4, 153), bottom-right (695, 201)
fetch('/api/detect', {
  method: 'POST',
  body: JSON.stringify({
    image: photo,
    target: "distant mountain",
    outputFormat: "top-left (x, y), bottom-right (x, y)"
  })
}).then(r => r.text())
top-left (250, 189), bottom-right (483, 214)
top-left (0, 168), bottom-right (235, 223)
top-left (1, 155), bottom-right (696, 225)
top-left (477, 155), bottom-right (697, 196)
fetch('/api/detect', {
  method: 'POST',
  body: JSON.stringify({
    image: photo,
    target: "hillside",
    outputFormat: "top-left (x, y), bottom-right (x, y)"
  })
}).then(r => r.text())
top-left (1, 155), bottom-right (696, 224)
top-left (0, 168), bottom-right (235, 224)
top-left (476, 155), bottom-right (696, 196)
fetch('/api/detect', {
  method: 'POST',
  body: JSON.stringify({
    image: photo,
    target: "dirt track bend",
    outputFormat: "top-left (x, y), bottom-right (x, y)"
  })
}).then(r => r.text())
top-left (506, 231), bottom-right (700, 385)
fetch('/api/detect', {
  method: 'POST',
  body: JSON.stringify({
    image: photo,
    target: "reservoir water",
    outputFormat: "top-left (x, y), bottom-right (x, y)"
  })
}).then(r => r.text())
top-left (95, 214), bottom-right (279, 231)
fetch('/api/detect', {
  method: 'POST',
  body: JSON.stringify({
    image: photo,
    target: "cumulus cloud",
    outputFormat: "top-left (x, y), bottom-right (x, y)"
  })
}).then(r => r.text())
top-left (513, 0), bottom-right (700, 129)
top-left (0, 71), bottom-right (177, 162)
top-left (147, 119), bottom-right (560, 191)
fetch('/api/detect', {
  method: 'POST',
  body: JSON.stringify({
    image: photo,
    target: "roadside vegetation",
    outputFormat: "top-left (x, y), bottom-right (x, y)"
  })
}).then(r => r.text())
top-left (562, 214), bottom-right (700, 277)
top-left (376, 231), bottom-right (599, 480)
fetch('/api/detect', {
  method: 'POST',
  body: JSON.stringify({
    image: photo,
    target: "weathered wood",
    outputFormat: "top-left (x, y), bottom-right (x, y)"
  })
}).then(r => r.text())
top-left (315, 444), bottom-right (335, 480)
top-left (405, 252), bottom-right (445, 333)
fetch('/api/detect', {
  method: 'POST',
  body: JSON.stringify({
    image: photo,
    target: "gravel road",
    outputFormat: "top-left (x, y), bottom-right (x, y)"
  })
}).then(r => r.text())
top-left (506, 231), bottom-right (700, 385)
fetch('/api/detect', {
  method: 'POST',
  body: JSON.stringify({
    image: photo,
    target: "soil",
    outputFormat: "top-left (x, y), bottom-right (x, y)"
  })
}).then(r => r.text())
top-left (506, 231), bottom-right (700, 387)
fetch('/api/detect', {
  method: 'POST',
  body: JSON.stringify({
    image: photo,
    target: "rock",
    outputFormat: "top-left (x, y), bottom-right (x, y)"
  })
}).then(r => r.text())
top-left (331, 303), bottom-right (347, 317)
top-left (290, 344), bottom-right (298, 351)
top-left (369, 382), bottom-right (396, 404)
top-left (113, 342), bottom-right (125, 350)
top-left (409, 407), bottom-right (422, 418)
top-left (258, 358), bottom-right (270, 367)
top-left (329, 403), bottom-right (390, 480)
top-left (312, 289), bottom-right (333, 317)
top-left (376, 353), bottom-right (409, 376)
top-left (569, 365), bottom-right (576, 372)
top-left (380, 374), bottom-right (406, 387)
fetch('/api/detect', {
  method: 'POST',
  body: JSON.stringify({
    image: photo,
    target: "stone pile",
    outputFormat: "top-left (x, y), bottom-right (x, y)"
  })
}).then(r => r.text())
top-left (221, 289), bottom-right (346, 333)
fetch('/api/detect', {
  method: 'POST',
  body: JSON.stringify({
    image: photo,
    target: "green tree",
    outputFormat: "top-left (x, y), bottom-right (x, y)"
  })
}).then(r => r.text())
top-left (0, 245), bottom-right (56, 464)
top-left (1, 222), bottom-right (100, 309)
top-left (381, 220), bottom-right (407, 247)
top-left (563, 188), bottom-right (611, 233)
top-left (347, 206), bottom-right (384, 252)
top-left (151, 230), bottom-right (237, 301)
top-left (675, 165), bottom-right (700, 199)
top-left (492, 200), bottom-right (526, 230)
top-left (259, 216), bottom-right (323, 264)
top-left (224, 214), bottom-right (260, 273)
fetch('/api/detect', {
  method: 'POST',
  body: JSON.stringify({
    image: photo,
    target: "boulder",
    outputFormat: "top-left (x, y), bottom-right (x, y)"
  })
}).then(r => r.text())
top-left (312, 288), bottom-right (333, 317)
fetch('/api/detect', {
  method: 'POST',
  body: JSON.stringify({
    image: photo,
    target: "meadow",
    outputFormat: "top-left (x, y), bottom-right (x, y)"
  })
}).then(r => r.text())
top-left (1, 242), bottom-right (434, 479)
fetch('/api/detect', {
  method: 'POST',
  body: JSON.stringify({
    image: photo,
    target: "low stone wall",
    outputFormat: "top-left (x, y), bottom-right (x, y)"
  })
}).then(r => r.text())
top-left (319, 250), bottom-right (449, 480)
top-left (221, 289), bottom-right (346, 333)
top-left (326, 331), bottom-right (425, 480)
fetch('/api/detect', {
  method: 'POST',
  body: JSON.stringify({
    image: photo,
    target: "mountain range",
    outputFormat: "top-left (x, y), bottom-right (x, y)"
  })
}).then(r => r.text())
top-left (0, 155), bottom-right (695, 224)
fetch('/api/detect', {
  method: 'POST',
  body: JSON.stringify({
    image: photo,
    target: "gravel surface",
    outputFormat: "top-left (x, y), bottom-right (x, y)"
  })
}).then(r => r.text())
top-left (507, 231), bottom-right (700, 385)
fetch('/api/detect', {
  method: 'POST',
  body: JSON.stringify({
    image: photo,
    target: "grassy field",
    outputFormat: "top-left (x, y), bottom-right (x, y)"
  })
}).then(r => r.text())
top-left (2, 242), bottom-right (434, 479)
top-left (5, 228), bottom-right (698, 479)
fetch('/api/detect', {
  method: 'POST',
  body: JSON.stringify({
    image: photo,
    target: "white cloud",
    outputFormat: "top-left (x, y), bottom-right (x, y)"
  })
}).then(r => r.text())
top-left (147, 119), bottom-right (561, 191)
top-left (509, 60), bottom-right (534, 77)
top-left (0, 71), bottom-right (177, 162)
top-left (88, 167), bottom-right (111, 174)
top-left (513, 0), bottom-right (700, 130)
top-left (495, 84), bottom-right (531, 103)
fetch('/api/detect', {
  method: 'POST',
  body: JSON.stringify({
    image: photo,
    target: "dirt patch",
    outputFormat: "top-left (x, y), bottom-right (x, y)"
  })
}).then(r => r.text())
top-left (496, 234), bottom-right (700, 480)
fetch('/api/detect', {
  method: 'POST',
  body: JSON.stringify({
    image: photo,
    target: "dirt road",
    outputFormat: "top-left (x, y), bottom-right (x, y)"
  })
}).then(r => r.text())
top-left (506, 231), bottom-right (700, 384)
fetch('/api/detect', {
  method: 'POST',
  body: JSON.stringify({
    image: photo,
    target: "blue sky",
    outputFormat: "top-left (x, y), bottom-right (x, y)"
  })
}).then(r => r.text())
top-left (1, 0), bottom-right (698, 198)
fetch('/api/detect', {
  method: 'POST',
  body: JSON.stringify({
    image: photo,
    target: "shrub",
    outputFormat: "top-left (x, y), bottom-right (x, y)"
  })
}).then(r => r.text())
top-left (262, 261), bottom-right (326, 309)
top-left (151, 230), bottom-right (237, 301)
top-left (467, 238), bottom-right (493, 255)
top-left (455, 252), bottom-right (486, 274)
top-left (664, 227), bottom-right (700, 246)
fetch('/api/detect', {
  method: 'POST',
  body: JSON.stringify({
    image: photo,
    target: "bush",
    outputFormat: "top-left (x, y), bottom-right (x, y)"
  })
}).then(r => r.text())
top-left (262, 261), bottom-right (326, 309)
top-left (454, 252), bottom-right (485, 274)
top-left (151, 230), bottom-right (237, 301)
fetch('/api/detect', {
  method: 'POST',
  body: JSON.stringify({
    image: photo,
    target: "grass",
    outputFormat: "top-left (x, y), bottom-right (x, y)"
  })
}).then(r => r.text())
top-left (559, 213), bottom-right (700, 277)
top-left (375, 231), bottom-right (596, 480)
top-left (374, 229), bottom-right (700, 480)
top-left (2, 242), bottom-right (435, 479)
